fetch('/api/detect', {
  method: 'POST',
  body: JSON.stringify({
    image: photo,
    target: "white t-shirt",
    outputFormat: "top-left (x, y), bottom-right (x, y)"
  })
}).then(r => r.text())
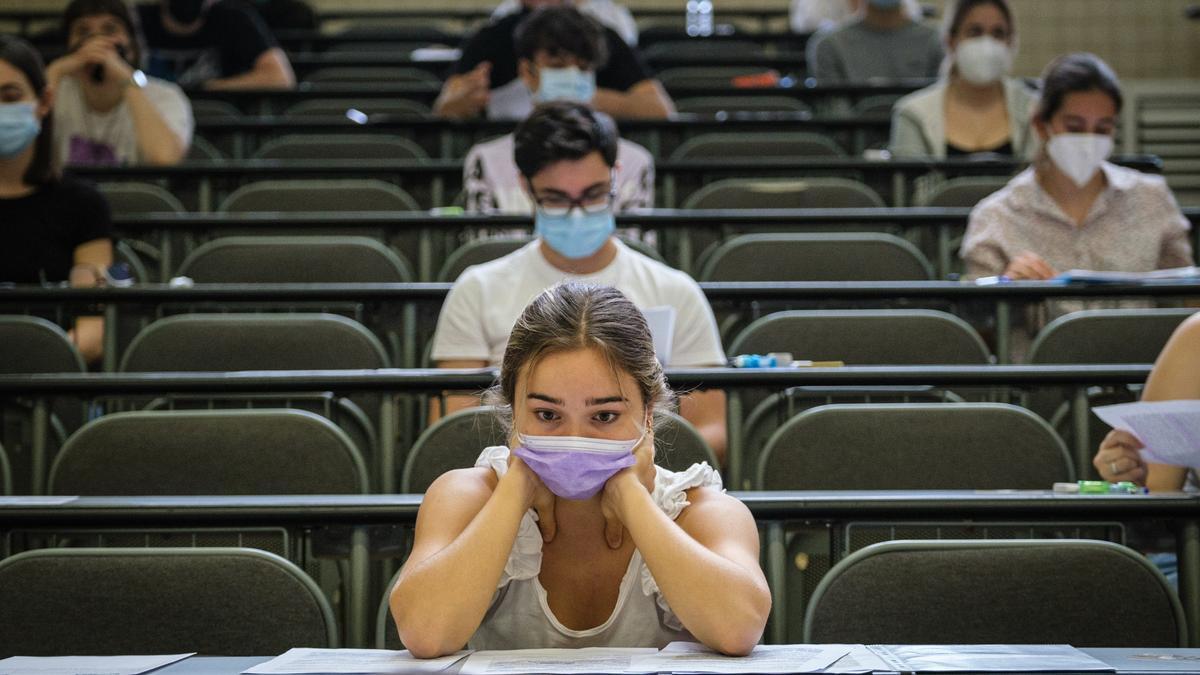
top-left (430, 240), bottom-right (726, 368)
top-left (469, 445), bottom-right (719, 649)
top-left (463, 133), bottom-right (655, 214)
top-left (52, 74), bottom-right (193, 167)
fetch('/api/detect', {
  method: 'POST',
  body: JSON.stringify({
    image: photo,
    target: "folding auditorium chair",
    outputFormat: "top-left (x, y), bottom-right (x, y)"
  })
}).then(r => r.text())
top-left (378, 568), bottom-right (404, 648)
top-left (673, 96), bottom-right (812, 115)
top-left (1027, 308), bottom-right (1197, 473)
top-left (218, 178), bottom-right (421, 213)
top-left (728, 308), bottom-right (992, 484)
top-left (804, 539), bottom-right (1185, 646)
top-left (699, 232), bottom-right (933, 282)
top-left (0, 442), bottom-right (11, 496)
top-left (118, 313), bottom-right (391, 490)
top-left (97, 182), bottom-right (186, 280)
top-left (302, 66), bottom-right (443, 86)
top-left (401, 407), bottom-right (718, 493)
top-left (669, 132), bottom-right (845, 160)
top-left (0, 547), bottom-right (338, 656)
top-left (178, 235), bottom-right (414, 283)
top-left (252, 134), bottom-right (429, 161)
top-left (0, 316), bottom-right (87, 494)
top-left (285, 98), bottom-right (433, 118)
top-left (915, 175), bottom-right (1012, 207)
top-left (656, 66), bottom-right (773, 90)
top-left (48, 409), bottom-right (368, 496)
top-left (680, 177), bottom-right (885, 210)
top-left (641, 39), bottom-right (767, 62)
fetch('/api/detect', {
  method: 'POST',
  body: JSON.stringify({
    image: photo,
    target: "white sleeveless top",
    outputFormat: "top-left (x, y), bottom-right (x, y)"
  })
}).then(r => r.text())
top-left (469, 446), bottom-right (723, 649)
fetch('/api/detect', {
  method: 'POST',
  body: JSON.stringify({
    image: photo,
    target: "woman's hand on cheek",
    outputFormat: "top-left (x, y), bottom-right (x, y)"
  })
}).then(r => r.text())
top-left (507, 454), bottom-right (557, 543)
top-left (600, 431), bottom-right (656, 549)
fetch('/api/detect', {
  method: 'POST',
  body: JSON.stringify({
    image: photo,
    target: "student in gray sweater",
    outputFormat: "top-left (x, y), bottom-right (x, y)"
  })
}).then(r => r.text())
top-left (806, 0), bottom-right (943, 82)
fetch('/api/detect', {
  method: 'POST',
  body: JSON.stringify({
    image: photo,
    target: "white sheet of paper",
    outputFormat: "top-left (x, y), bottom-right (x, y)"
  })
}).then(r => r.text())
top-left (868, 644), bottom-right (1114, 672)
top-left (242, 649), bottom-right (470, 674)
top-left (1092, 400), bottom-right (1200, 466)
top-left (0, 654), bottom-right (194, 675)
top-left (819, 645), bottom-right (896, 674)
top-left (628, 641), bottom-right (850, 674)
top-left (641, 305), bottom-right (676, 366)
top-left (459, 648), bottom-right (657, 675)
top-left (1055, 266), bottom-right (1200, 283)
top-left (0, 496), bottom-right (79, 505)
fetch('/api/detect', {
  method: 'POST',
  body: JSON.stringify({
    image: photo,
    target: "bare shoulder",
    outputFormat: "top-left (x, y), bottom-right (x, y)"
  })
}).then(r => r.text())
top-left (676, 486), bottom-right (754, 529)
top-left (421, 467), bottom-right (499, 515)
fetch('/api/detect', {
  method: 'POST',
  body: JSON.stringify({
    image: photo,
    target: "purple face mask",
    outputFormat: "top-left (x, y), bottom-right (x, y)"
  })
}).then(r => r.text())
top-left (513, 433), bottom-right (642, 500)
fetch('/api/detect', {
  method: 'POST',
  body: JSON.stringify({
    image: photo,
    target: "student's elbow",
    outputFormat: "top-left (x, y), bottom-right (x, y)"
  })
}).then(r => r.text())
top-left (142, 139), bottom-right (186, 165)
top-left (391, 586), bottom-right (469, 658)
top-left (707, 630), bottom-right (762, 657)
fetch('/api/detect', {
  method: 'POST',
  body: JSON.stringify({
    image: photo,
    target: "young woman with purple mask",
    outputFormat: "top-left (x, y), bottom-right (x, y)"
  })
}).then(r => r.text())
top-left (391, 282), bottom-right (769, 656)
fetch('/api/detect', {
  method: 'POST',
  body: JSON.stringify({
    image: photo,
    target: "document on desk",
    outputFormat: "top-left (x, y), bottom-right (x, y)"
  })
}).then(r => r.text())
top-left (459, 648), bottom-right (657, 675)
top-left (819, 645), bottom-right (896, 674)
top-left (0, 654), bottom-right (194, 675)
top-left (242, 648), bottom-right (470, 674)
top-left (868, 644), bottom-right (1114, 672)
top-left (628, 641), bottom-right (850, 673)
top-left (1092, 400), bottom-right (1200, 466)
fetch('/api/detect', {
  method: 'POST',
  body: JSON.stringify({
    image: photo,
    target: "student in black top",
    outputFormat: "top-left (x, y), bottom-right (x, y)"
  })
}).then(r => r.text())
top-left (435, 0), bottom-right (672, 120)
top-left (137, 0), bottom-right (295, 90)
top-left (0, 36), bottom-right (113, 363)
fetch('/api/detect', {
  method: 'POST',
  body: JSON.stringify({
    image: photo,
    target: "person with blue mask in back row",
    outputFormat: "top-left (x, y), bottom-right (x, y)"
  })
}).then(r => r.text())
top-left (396, 281), bottom-right (769, 655)
top-left (462, 7), bottom-right (656, 214)
top-left (432, 102), bottom-right (728, 462)
top-left (435, 0), bottom-right (672, 120)
top-left (807, 0), bottom-right (943, 82)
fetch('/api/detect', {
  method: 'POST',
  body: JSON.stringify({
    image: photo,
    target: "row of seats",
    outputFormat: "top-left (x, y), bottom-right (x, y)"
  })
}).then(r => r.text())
top-left (0, 537), bottom-right (1184, 655)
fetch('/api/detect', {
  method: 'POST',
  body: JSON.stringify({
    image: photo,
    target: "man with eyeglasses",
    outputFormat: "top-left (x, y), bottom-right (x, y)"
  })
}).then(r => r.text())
top-left (432, 102), bottom-right (728, 461)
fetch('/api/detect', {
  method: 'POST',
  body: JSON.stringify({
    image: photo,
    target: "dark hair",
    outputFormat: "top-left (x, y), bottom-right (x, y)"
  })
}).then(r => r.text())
top-left (488, 282), bottom-right (674, 438)
top-left (62, 0), bottom-right (145, 68)
top-left (0, 36), bottom-right (56, 186)
top-left (514, 101), bottom-right (619, 180)
top-left (1035, 53), bottom-right (1123, 122)
top-left (514, 6), bottom-right (608, 71)
top-left (944, 0), bottom-right (1013, 39)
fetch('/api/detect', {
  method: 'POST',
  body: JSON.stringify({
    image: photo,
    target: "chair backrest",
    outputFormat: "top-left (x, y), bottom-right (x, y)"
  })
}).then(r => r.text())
top-left (402, 406), bottom-right (507, 493)
top-left (377, 568), bottom-right (404, 649)
top-left (916, 175), bottom-right (1011, 207)
top-left (186, 135), bottom-right (225, 162)
top-left (178, 236), bottom-right (414, 283)
top-left (285, 98), bottom-right (432, 118)
top-left (642, 40), bottom-right (766, 61)
top-left (674, 96), bottom-right (812, 115)
top-left (0, 316), bottom-right (85, 373)
top-left (681, 178), bottom-right (885, 209)
top-left (804, 539), bottom-right (1186, 646)
top-left (303, 66), bottom-right (442, 86)
top-left (699, 233), bottom-right (933, 281)
top-left (402, 408), bottom-right (719, 493)
top-left (98, 182), bottom-right (186, 215)
top-left (252, 134), bottom-right (429, 161)
top-left (188, 99), bottom-right (243, 122)
top-left (218, 179), bottom-right (420, 213)
top-left (757, 403), bottom-right (1072, 490)
top-left (657, 66), bottom-right (770, 89)
top-left (0, 547), bottom-right (338, 656)
top-left (120, 313), bottom-right (390, 371)
top-left (0, 442), bottom-right (10, 496)
top-left (1029, 308), bottom-right (1196, 364)
top-left (729, 309), bottom-right (991, 365)
top-left (670, 132), bottom-right (844, 160)
top-left (853, 94), bottom-right (902, 115)
top-left (48, 409), bottom-right (368, 495)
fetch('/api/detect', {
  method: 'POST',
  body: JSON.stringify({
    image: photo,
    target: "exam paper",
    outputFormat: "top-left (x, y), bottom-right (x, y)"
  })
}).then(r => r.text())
top-left (819, 645), bottom-right (896, 674)
top-left (1055, 267), bottom-right (1200, 283)
top-left (1092, 400), bottom-right (1200, 467)
top-left (628, 642), bottom-right (850, 674)
top-left (642, 306), bottom-right (677, 366)
top-left (0, 496), bottom-right (79, 505)
top-left (459, 648), bottom-right (656, 675)
top-left (0, 654), bottom-right (193, 675)
top-left (868, 644), bottom-right (1114, 672)
top-left (242, 649), bottom-right (470, 674)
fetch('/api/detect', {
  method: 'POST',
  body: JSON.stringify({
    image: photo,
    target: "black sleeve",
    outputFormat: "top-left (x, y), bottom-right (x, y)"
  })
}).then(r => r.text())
top-left (596, 28), bottom-right (652, 92)
top-left (453, 26), bottom-right (494, 76)
top-left (216, 1), bottom-right (279, 76)
top-left (60, 178), bottom-right (114, 247)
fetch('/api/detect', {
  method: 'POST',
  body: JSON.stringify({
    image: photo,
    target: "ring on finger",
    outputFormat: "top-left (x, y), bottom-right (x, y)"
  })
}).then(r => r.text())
top-left (1110, 461), bottom-right (1119, 476)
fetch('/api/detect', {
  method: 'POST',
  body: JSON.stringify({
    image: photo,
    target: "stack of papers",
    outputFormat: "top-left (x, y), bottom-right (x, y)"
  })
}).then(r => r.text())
top-left (869, 644), bottom-right (1114, 672)
top-left (243, 649), bottom-right (470, 675)
top-left (0, 654), bottom-right (193, 675)
top-left (1093, 401), bottom-right (1200, 467)
top-left (1055, 267), bottom-right (1200, 283)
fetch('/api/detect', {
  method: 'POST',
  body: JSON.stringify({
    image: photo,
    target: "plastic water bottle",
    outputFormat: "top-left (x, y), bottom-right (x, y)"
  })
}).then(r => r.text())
top-left (105, 262), bottom-right (134, 287)
top-left (686, 0), bottom-right (714, 37)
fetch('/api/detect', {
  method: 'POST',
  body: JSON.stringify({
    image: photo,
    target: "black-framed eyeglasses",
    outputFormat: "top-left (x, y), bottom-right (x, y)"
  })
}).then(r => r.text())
top-left (532, 176), bottom-right (616, 217)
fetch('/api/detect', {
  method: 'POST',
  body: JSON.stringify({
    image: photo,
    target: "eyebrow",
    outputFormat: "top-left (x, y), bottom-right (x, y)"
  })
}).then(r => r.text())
top-left (534, 181), bottom-right (610, 198)
top-left (527, 393), bottom-right (627, 406)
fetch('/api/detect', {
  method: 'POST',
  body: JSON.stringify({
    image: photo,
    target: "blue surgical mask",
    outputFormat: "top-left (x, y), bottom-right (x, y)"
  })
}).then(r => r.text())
top-left (535, 67), bottom-right (597, 104)
top-left (0, 103), bottom-right (41, 158)
top-left (536, 208), bottom-right (615, 259)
